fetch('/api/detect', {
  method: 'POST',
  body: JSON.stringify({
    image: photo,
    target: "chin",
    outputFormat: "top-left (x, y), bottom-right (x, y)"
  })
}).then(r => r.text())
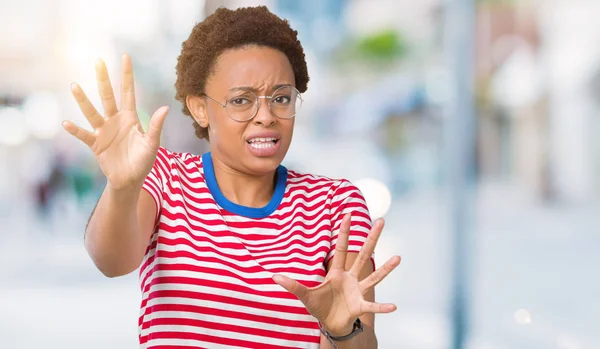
top-left (244, 155), bottom-right (284, 175)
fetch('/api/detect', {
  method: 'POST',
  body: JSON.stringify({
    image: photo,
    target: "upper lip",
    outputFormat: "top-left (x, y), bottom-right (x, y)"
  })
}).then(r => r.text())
top-left (246, 131), bottom-right (281, 142)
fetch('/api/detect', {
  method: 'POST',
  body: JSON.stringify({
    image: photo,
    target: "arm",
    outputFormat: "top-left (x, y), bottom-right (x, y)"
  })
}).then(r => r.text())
top-left (274, 216), bottom-right (399, 349)
top-left (63, 54), bottom-right (168, 277)
top-left (85, 143), bottom-right (170, 278)
top-left (320, 181), bottom-right (378, 348)
top-left (320, 252), bottom-right (378, 349)
top-left (273, 181), bottom-right (400, 349)
top-left (85, 184), bottom-right (156, 277)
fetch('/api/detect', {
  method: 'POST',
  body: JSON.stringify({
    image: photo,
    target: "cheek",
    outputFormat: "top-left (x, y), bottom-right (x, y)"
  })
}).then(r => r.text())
top-left (208, 111), bottom-right (246, 144)
top-left (282, 119), bottom-right (295, 136)
top-left (279, 120), bottom-right (295, 149)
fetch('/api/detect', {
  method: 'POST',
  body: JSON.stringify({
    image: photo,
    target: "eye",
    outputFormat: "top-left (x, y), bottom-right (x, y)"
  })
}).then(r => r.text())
top-left (272, 95), bottom-right (291, 104)
top-left (229, 97), bottom-right (252, 106)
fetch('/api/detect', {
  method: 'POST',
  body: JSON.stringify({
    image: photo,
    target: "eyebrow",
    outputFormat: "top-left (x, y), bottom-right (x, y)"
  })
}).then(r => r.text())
top-left (228, 84), bottom-right (293, 93)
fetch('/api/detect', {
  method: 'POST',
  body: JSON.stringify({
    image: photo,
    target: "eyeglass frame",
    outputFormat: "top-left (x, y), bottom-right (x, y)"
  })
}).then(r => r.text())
top-left (200, 85), bottom-right (303, 122)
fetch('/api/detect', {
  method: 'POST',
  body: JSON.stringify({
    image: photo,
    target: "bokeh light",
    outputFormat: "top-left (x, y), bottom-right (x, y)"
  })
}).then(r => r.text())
top-left (354, 177), bottom-right (393, 219)
top-left (0, 107), bottom-right (28, 146)
top-left (514, 308), bottom-right (532, 325)
top-left (23, 92), bottom-right (62, 140)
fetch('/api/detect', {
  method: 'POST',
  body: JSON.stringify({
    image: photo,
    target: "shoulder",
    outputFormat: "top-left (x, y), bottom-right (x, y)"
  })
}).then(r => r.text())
top-left (152, 146), bottom-right (202, 180)
top-left (155, 146), bottom-right (200, 168)
top-left (286, 169), bottom-right (362, 196)
top-left (156, 146), bottom-right (197, 162)
top-left (285, 170), bottom-right (369, 220)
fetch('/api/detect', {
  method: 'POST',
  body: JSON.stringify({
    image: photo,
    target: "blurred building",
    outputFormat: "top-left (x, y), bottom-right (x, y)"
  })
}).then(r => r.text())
top-left (475, 0), bottom-right (600, 203)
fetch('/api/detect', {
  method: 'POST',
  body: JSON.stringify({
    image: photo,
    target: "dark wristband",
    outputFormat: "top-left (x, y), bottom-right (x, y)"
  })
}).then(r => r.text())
top-left (319, 318), bottom-right (364, 348)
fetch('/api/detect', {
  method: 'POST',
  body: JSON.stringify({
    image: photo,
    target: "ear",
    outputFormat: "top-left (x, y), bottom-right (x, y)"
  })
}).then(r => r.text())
top-left (186, 95), bottom-right (209, 128)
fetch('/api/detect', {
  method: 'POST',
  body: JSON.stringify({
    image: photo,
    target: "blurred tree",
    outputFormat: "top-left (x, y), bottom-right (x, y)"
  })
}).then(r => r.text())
top-left (355, 30), bottom-right (407, 61)
top-left (335, 29), bottom-right (409, 66)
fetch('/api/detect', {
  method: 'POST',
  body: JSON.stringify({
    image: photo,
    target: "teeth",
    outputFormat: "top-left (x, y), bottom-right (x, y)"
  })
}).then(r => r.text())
top-left (248, 137), bottom-right (276, 143)
top-left (249, 142), bottom-right (275, 149)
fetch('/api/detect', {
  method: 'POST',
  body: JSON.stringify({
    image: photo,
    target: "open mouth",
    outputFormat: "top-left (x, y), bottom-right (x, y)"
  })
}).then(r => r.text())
top-left (246, 137), bottom-right (279, 149)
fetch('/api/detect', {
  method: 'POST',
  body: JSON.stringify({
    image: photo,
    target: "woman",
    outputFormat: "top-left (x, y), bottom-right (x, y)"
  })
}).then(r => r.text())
top-left (62, 6), bottom-right (401, 349)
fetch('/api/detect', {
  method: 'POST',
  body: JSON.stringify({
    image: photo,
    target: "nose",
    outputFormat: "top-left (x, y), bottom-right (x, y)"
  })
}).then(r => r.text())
top-left (252, 97), bottom-right (276, 127)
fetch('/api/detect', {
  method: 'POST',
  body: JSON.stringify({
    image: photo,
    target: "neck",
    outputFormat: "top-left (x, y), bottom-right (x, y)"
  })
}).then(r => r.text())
top-left (210, 156), bottom-right (276, 208)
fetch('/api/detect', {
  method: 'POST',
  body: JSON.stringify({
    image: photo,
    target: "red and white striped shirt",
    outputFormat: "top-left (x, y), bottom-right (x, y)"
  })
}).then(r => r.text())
top-left (139, 147), bottom-right (372, 348)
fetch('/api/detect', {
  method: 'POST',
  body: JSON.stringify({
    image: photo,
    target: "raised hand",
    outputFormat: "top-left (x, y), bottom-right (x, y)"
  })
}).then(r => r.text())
top-left (62, 54), bottom-right (168, 190)
top-left (273, 214), bottom-right (401, 336)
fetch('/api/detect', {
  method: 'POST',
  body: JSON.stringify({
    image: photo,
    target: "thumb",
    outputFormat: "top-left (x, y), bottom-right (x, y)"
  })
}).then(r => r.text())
top-left (146, 106), bottom-right (169, 146)
top-left (273, 274), bottom-right (309, 303)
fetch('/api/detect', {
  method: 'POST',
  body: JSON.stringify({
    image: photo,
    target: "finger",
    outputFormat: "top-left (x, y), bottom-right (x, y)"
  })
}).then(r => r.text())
top-left (272, 274), bottom-right (309, 304)
top-left (62, 121), bottom-right (95, 147)
top-left (146, 106), bottom-right (169, 149)
top-left (71, 83), bottom-right (104, 129)
top-left (95, 59), bottom-right (118, 117)
top-left (359, 255), bottom-right (401, 292)
top-left (330, 213), bottom-right (351, 270)
top-left (121, 53), bottom-right (136, 111)
top-left (360, 300), bottom-right (397, 314)
top-left (349, 218), bottom-right (385, 278)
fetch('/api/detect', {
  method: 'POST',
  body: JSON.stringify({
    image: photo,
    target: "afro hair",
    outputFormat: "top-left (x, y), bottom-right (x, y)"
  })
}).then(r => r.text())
top-left (175, 6), bottom-right (309, 140)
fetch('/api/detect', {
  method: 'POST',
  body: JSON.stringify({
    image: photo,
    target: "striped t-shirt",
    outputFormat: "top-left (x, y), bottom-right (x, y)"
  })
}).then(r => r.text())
top-left (139, 146), bottom-right (372, 349)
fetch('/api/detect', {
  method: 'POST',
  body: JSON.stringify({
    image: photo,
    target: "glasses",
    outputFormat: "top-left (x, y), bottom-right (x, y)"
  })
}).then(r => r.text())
top-left (202, 85), bottom-right (303, 122)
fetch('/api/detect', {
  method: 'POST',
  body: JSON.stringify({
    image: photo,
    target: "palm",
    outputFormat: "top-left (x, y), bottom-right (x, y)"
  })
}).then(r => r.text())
top-left (93, 110), bottom-right (157, 188)
top-left (273, 214), bottom-right (401, 336)
top-left (303, 268), bottom-right (365, 329)
top-left (63, 54), bottom-right (168, 189)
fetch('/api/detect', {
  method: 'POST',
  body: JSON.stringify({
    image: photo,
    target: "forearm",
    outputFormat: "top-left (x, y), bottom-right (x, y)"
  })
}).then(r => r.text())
top-left (85, 182), bottom-right (144, 277)
top-left (320, 324), bottom-right (377, 349)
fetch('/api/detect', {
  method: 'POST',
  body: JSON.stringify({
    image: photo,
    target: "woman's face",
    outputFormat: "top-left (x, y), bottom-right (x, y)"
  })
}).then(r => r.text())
top-left (189, 45), bottom-right (297, 176)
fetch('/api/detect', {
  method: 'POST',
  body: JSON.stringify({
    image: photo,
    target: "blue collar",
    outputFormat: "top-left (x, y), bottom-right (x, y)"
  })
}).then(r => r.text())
top-left (201, 152), bottom-right (288, 218)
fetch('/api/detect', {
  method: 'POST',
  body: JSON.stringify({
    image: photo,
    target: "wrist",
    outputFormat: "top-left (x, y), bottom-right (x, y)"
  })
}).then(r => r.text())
top-left (319, 318), bottom-right (364, 348)
top-left (106, 180), bottom-right (143, 194)
top-left (319, 319), bottom-right (357, 337)
top-left (105, 181), bottom-right (143, 199)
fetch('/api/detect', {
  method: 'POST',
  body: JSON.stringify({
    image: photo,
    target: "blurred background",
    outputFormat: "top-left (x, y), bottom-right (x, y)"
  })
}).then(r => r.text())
top-left (1, 0), bottom-right (598, 348)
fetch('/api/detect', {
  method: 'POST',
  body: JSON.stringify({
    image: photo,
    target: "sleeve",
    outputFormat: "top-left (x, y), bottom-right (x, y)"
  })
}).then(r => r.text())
top-left (141, 146), bottom-right (171, 224)
top-left (326, 179), bottom-right (375, 269)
